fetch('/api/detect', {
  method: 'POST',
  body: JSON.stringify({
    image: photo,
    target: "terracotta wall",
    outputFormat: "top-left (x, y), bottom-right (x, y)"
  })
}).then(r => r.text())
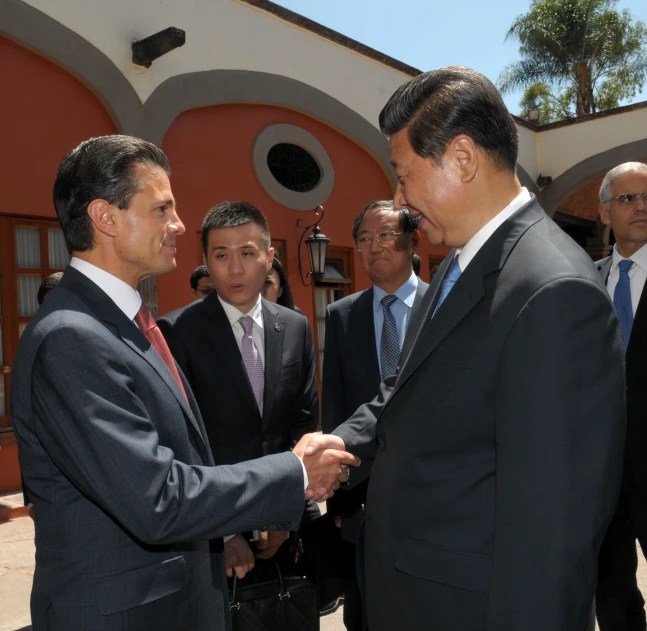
top-left (0, 36), bottom-right (117, 492)
top-left (160, 103), bottom-right (446, 320)
top-left (0, 35), bottom-right (117, 220)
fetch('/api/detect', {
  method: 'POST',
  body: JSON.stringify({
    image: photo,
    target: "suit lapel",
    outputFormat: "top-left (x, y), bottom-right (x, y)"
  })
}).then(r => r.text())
top-left (261, 299), bottom-right (284, 428)
top-left (596, 257), bottom-right (612, 284)
top-left (60, 267), bottom-right (208, 450)
top-left (349, 288), bottom-right (381, 385)
top-left (628, 274), bottom-right (647, 356)
top-left (198, 295), bottom-right (259, 416)
top-left (395, 198), bottom-right (546, 395)
top-left (400, 278), bottom-right (431, 363)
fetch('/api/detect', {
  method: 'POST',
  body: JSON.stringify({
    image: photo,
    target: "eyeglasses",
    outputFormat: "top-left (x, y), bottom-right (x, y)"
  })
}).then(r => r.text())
top-left (356, 231), bottom-right (404, 252)
top-left (602, 192), bottom-right (647, 205)
top-left (195, 288), bottom-right (213, 296)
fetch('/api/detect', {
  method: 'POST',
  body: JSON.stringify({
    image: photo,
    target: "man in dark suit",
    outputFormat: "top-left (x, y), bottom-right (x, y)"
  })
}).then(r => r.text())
top-left (595, 162), bottom-right (647, 631)
top-left (307, 67), bottom-right (626, 631)
top-left (322, 200), bottom-right (427, 630)
top-left (10, 135), bottom-right (358, 631)
top-left (158, 201), bottom-right (318, 578)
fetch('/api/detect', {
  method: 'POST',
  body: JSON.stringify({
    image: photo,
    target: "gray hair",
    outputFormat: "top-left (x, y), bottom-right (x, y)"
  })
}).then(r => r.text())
top-left (599, 162), bottom-right (647, 204)
top-left (351, 200), bottom-right (419, 240)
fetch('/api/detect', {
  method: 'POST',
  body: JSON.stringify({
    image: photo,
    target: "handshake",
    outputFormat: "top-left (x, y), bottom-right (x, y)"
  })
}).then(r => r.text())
top-left (293, 433), bottom-right (360, 501)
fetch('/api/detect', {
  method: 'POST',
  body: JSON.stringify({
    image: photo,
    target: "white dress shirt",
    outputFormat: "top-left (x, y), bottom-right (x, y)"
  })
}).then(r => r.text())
top-left (605, 242), bottom-right (647, 316)
top-left (218, 295), bottom-right (265, 367)
top-left (70, 257), bottom-right (142, 319)
top-left (457, 188), bottom-right (532, 272)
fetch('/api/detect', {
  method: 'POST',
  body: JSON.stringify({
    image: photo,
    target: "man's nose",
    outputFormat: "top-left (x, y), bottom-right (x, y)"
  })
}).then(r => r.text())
top-left (170, 209), bottom-right (186, 234)
top-left (393, 185), bottom-right (406, 210)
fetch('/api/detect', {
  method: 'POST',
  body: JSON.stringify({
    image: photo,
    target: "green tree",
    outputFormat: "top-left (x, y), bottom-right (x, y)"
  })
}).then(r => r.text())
top-left (498, 0), bottom-right (647, 122)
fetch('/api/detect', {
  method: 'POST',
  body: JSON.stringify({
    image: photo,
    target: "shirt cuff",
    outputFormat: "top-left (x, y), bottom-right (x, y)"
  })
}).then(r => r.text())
top-left (294, 452), bottom-right (308, 491)
top-left (223, 534), bottom-right (236, 543)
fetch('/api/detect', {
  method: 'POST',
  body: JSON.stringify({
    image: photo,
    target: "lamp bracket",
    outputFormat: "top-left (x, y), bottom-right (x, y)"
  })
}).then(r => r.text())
top-left (297, 205), bottom-right (325, 286)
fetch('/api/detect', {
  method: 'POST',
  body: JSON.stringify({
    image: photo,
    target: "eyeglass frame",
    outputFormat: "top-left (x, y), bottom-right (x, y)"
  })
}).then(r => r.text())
top-left (195, 287), bottom-right (214, 297)
top-left (355, 230), bottom-right (406, 252)
top-left (601, 192), bottom-right (647, 206)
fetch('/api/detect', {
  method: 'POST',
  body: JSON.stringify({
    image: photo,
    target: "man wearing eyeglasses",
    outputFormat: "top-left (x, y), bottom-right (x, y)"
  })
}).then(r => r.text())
top-left (190, 264), bottom-right (215, 299)
top-left (321, 200), bottom-right (428, 630)
top-left (596, 162), bottom-right (647, 631)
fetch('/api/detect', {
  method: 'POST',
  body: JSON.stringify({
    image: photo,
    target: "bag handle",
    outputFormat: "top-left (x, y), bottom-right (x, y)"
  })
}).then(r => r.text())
top-left (230, 560), bottom-right (289, 610)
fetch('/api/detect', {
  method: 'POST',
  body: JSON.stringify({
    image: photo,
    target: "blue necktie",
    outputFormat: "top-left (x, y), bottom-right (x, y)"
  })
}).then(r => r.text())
top-left (433, 255), bottom-right (462, 316)
top-left (614, 259), bottom-right (634, 352)
top-left (380, 294), bottom-right (400, 379)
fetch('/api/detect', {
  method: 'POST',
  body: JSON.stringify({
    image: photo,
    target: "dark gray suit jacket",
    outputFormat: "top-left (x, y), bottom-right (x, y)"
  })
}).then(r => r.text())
top-left (333, 198), bottom-right (626, 631)
top-left (157, 293), bottom-right (318, 466)
top-left (597, 256), bottom-right (647, 531)
top-left (322, 279), bottom-right (428, 542)
top-left (11, 267), bottom-right (305, 631)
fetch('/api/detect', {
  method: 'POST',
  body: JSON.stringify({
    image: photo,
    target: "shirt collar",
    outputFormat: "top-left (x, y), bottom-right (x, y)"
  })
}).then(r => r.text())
top-left (611, 242), bottom-right (647, 274)
top-left (458, 188), bottom-right (531, 272)
top-left (373, 271), bottom-right (419, 312)
top-left (218, 294), bottom-right (264, 329)
top-left (69, 257), bottom-right (142, 321)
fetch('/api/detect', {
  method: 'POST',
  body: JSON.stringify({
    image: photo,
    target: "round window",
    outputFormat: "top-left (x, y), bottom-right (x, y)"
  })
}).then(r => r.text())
top-left (266, 143), bottom-right (321, 193)
top-left (253, 124), bottom-right (334, 210)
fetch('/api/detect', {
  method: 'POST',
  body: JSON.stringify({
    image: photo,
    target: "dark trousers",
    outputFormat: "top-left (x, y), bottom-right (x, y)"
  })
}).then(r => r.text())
top-left (341, 539), bottom-right (365, 631)
top-left (596, 492), bottom-right (647, 631)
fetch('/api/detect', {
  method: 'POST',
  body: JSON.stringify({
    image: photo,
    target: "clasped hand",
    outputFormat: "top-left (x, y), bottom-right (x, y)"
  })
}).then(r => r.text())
top-left (293, 432), bottom-right (360, 501)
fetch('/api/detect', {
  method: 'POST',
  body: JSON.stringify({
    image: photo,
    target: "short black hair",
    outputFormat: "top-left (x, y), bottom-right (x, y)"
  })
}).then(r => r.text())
top-left (201, 201), bottom-right (271, 257)
top-left (379, 66), bottom-right (518, 173)
top-left (190, 265), bottom-right (210, 291)
top-left (37, 272), bottom-right (64, 306)
top-left (53, 135), bottom-right (171, 254)
top-left (412, 254), bottom-right (421, 277)
top-left (270, 257), bottom-right (295, 310)
top-left (351, 200), bottom-right (419, 241)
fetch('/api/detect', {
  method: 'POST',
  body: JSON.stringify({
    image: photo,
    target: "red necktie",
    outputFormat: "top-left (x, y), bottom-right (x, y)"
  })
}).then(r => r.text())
top-left (135, 303), bottom-right (188, 402)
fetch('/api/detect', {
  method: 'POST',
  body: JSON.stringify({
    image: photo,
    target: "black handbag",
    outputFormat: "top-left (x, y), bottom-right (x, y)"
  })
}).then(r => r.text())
top-left (229, 561), bottom-right (320, 631)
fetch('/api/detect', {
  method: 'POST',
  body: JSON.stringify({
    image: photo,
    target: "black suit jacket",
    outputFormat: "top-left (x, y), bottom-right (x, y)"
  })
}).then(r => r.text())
top-left (11, 267), bottom-right (305, 631)
top-left (158, 293), bottom-right (318, 466)
top-left (322, 279), bottom-right (428, 541)
top-left (333, 198), bottom-right (626, 631)
top-left (597, 256), bottom-right (647, 530)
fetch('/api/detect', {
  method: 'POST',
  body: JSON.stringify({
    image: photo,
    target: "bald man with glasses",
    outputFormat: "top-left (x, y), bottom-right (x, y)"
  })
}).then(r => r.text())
top-left (595, 162), bottom-right (647, 631)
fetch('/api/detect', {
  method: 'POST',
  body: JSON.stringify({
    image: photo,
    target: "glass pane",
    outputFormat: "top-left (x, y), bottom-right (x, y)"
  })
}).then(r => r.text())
top-left (0, 374), bottom-right (4, 416)
top-left (18, 276), bottom-right (41, 316)
top-left (48, 230), bottom-right (69, 269)
top-left (19, 322), bottom-right (28, 338)
top-left (315, 288), bottom-right (328, 318)
top-left (317, 320), bottom-right (326, 350)
top-left (16, 228), bottom-right (41, 268)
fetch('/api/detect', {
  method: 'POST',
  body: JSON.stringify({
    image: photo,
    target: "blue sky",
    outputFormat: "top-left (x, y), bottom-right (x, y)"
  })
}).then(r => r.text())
top-left (272, 0), bottom-right (647, 115)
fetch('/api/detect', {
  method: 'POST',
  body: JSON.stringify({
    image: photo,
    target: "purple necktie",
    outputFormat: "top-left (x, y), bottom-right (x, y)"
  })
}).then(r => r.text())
top-left (239, 316), bottom-right (264, 416)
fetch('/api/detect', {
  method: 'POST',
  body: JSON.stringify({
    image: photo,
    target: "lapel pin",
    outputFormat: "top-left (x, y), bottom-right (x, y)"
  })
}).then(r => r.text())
top-left (274, 323), bottom-right (281, 332)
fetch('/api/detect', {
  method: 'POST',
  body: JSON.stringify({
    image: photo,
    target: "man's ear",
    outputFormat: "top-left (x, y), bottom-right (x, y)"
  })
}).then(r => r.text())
top-left (87, 199), bottom-right (119, 238)
top-left (411, 229), bottom-right (421, 253)
top-left (599, 203), bottom-right (612, 226)
top-left (447, 135), bottom-right (478, 184)
top-left (267, 247), bottom-right (275, 270)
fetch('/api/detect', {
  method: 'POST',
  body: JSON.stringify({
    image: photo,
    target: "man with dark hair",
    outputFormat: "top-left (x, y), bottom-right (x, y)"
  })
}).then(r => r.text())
top-left (307, 67), bottom-right (626, 630)
top-left (190, 265), bottom-right (214, 299)
top-left (322, 200), bottom-right (428, 630)
top-left (159, 200), bottom-right (319, 579)
top-left (11, 135), bottom-right (358, 631)
top-left (37, 272), bottom-right (64, 305)
top-left (595, 162), bottom-right (647, 631)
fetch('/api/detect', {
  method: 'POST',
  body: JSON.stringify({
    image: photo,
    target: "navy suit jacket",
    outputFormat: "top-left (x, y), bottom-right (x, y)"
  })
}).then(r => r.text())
top-left (11, 267), bottom-right (305, 631)
top-left (333, 198), bottom-right (626, 631)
